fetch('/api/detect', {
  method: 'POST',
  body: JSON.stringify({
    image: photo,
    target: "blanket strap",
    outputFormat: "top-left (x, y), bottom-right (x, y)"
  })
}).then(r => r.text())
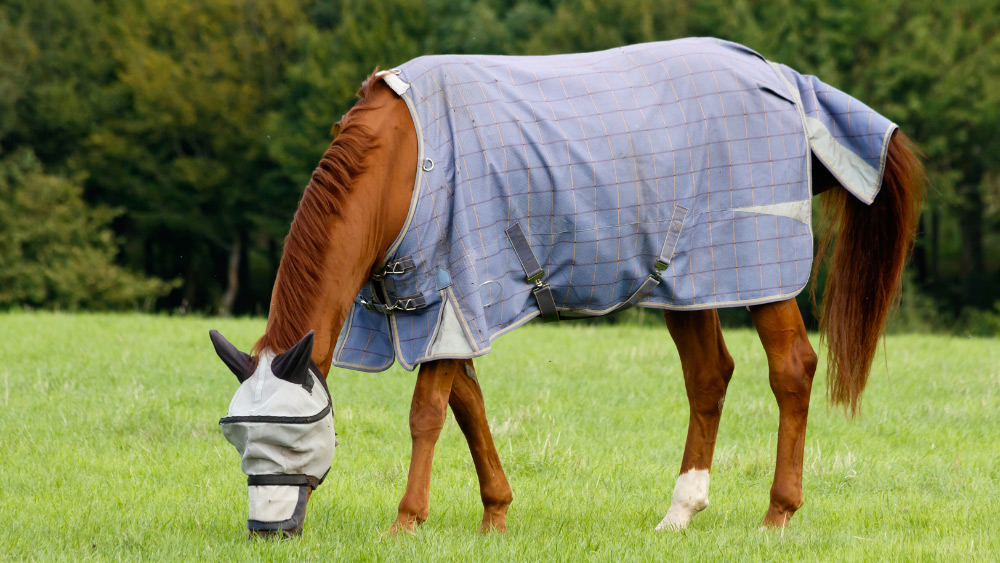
top-left (362, 292), bottom-right (426, 314)
top-left (247, 474), bottom-right (321, 490)
top-left (363, 255), bottom-right (426, 314)
top-left (506, 205), bottom-right (686, 322)
top-left (561, 204), bottom-right (688, 319)
top-left (621, 204), bottom-right (688, 309)
top-left (506, 223), bottom-right (559, 322)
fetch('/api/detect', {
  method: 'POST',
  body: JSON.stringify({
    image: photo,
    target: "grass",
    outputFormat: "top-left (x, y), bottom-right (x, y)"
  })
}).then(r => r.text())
top-left (1, 312), bottom-right (998, 561)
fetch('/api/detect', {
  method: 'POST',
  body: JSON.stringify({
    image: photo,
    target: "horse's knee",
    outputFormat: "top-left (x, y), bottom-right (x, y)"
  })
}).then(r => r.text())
top-left (409, 398), bottom-right (448, 437)
top-left (409, 363), bottom-right (457, 437)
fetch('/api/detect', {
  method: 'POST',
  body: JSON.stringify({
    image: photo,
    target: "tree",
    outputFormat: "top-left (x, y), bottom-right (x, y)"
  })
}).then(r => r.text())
top-left (82, 0), bottom-right (321, 315)
top-left (0, 150), bottom-right (174, 310)
top-left (1, 0), bottom-right (997, 323)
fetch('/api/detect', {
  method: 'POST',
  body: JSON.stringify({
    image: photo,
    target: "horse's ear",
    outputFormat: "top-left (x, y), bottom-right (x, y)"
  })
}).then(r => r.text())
top-left (272, 330), bottom-right (315, 391)
top-left (209, 330), bottom-right (252, 384)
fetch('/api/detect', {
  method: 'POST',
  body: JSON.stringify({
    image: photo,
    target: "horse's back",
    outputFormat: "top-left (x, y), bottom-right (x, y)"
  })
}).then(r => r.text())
top-left (396, 38), bottom-right (812, 310)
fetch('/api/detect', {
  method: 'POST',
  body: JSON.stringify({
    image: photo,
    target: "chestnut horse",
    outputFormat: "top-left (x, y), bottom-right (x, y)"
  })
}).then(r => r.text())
top-left (212, 66), bottom-right (922, 535)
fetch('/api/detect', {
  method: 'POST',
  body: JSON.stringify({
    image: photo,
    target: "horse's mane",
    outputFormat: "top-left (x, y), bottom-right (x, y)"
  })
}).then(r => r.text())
top-left (252, 73), bottom-right (382, 357)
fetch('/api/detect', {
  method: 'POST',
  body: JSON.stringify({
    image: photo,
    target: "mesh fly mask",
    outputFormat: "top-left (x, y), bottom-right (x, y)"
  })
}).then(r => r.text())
top-left (211, 330), bottom-right (336, 535)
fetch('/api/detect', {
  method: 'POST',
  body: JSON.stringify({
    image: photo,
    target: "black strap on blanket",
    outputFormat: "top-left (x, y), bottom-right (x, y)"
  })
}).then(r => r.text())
top-left (361, 293), bottom-right (426, 314)
top-left (364, 254), bottom-right (427, 314)
top-left (506, 205), bottom-right (687, 321)
top-left (506, 223), bottom-right (559, 322)
top-left (561, 204), bottom-right (688, 318)
top-left (616, 204), bottom-right (688, 310)
top-left (248, 474), bottom-right (319, 489)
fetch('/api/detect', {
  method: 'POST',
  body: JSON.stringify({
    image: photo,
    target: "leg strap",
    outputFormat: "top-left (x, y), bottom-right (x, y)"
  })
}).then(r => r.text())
top-left (564, 204), bottom-right (688, 317)
top-left (505, 223), bottom-right (559, 322)
top-left (622, 204), bottom-right (688, 309)
top-left (505, 205), bottom-right (687, 321)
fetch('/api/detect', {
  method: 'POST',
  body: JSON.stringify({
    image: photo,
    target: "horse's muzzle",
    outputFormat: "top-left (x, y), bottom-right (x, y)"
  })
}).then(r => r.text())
top-left (249, 527), bottom-right (302, 540)
top-left (246, 485), bottom-right (310, 539)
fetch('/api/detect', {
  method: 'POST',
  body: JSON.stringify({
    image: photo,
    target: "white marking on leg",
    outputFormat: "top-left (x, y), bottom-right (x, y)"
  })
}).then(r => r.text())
top-left (656, 469), bottom-right (710, 531)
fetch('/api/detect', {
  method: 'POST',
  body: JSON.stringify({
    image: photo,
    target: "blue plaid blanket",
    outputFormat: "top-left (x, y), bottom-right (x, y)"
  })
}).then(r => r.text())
top-left (333, 38), bottom-right (896, 372)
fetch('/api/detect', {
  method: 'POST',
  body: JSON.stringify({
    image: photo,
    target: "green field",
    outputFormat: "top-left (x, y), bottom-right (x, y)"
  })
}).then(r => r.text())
top-left (1, 313), bottom-right (998, 561)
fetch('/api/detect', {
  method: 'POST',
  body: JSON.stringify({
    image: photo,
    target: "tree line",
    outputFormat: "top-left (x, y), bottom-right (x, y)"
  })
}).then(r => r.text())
top-left (1, 0), bottom-right (998, 332)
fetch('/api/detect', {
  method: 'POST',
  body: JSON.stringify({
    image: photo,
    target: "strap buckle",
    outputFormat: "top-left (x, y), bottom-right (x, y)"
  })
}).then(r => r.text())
top-left (385, 295), bottom-right (425, 312)
top-left (372, 256), bottom-right (415, 280)
top-left (360, 293), bottom-right (426, 313)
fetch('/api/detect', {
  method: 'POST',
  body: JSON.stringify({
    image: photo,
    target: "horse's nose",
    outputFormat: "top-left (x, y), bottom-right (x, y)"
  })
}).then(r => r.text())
top-left (245, 486), bottom-right (311, 539)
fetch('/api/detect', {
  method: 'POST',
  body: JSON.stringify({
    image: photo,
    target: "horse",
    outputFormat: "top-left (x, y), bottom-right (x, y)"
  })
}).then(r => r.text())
top-left (210, 38), bottom-right (923, 537)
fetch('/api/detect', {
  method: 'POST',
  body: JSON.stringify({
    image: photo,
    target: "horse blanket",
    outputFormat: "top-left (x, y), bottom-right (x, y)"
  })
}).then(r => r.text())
top-left (332, 37), bottom-right (896, 372)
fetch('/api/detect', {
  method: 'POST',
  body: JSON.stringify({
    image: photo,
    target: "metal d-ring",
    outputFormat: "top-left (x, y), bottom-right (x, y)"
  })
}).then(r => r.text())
top-left (479, 280), bottom-right (503, 307)
top-left (422, 158), bottom-right (434, 172)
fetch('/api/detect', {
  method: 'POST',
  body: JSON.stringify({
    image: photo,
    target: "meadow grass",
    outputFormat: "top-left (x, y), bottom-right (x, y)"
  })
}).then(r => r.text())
top-left (0, 312), bottom-right (997, 561)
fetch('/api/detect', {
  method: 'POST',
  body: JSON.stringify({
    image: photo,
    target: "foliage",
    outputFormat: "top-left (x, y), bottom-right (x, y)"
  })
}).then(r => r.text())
top-left (953, 301), bottom-right (1000, 337)
top-left (0, 150), bottom-right (174, 310)
top-left (0, 0), bottom-right (997, 322)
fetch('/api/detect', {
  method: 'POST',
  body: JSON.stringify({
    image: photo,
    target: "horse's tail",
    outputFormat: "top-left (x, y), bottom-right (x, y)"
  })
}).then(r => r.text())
top-left (815, 131), bottom-right (924, 415)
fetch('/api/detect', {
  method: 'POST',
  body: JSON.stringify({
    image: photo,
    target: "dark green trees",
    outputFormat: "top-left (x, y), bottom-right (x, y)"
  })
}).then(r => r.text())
top-left (1, 0), bottom-right (997, 327)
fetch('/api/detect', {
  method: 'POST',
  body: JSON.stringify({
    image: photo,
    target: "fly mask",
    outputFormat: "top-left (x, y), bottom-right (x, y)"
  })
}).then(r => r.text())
top-left (210, 330), bottom-right (336, 536)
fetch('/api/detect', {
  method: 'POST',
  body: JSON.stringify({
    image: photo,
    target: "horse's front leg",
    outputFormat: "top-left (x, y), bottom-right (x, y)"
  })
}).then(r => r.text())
top-left (388, 359), bottom-right (457, 534)
top-left (448, 360), bottom-right (513, 533)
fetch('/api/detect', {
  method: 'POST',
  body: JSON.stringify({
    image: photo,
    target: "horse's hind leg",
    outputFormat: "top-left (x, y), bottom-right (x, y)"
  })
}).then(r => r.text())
top-left (656, 309), bottom-right (735, 531)
top-left (448, 360), bottom-right (513, 533)
top-left (389, 359), bottom-right (458, 534)
top-left (749, 298), bottom-right (818, 528)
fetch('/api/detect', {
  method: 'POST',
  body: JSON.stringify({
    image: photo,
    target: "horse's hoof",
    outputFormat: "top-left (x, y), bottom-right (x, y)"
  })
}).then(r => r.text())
top-left (759, 508), bottom-right (793, 529)
top-left (384, 519), bottom-right (418, 537)
top-left (479, 515), bottom-right (508, 534)
top-left (654, 517), bottom-right (687, 532)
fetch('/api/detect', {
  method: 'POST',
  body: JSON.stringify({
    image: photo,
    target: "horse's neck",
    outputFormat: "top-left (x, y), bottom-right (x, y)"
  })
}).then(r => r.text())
top-left (300, 87), bottom-right (417, 375)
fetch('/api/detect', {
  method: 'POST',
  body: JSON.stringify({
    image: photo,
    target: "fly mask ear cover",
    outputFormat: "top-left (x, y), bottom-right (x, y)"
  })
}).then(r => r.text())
top-left (219, 350), bottom-right (336, 534)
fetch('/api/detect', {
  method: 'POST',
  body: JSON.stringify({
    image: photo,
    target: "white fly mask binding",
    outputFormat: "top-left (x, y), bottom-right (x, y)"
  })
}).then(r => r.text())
top-left (210, 330), bottom-right (336, 536)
